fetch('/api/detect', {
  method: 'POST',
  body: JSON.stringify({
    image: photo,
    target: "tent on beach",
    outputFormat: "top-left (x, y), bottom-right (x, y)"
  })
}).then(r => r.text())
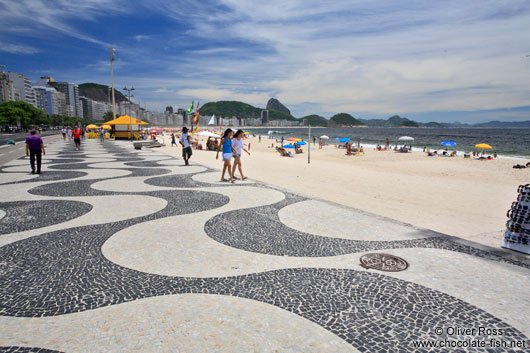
top-left (103, 115), bottom-right (149, 140)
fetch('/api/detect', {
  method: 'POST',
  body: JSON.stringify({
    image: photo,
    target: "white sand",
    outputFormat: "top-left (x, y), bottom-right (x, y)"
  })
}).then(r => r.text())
top-left (158, 134), bottom-right (529, 249)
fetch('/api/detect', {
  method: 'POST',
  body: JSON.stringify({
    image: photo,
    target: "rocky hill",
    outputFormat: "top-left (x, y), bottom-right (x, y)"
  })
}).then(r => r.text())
top-left (329, 113), bottom-right (364, 127)
top-left (78, 83), bottom-right (128, 103)
top-left (300, 114), bottom-right (328, 127)
top-left (266, 98), bottom-right (291, 115)
top-left (199, 101), bottom-right (297, 121)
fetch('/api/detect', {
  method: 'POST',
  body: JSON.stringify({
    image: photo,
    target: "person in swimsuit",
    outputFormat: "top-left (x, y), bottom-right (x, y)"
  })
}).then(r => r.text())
top-left (216, 128), bottom-right (236, 183)
top-left (231, 129), bottom-right (251, 180)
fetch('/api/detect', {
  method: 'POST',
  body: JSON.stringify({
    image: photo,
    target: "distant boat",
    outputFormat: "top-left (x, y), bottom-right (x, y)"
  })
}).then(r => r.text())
top-left (208, 114), bottom-right (216, 125)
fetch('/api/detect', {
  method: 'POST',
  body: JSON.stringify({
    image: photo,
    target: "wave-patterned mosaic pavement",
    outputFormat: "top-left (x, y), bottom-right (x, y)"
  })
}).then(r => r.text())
top-left (1, 140), bottom-right (529, 352)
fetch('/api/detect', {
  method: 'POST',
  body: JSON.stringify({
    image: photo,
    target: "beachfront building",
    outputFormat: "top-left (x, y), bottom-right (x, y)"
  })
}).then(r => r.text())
top-left (80, 96), bottom-right (109, 120)
top-left (48, 81), bottom-right (83, 118)
top-left (261, 110), bottom-right (269, 124)
top-left (247, 118), bottom-right (262, 126)
top-left (0, 71), bottom-right (19, 103)
top-left (8, 72), bottom-right (36, 107)
top-left (34, 86), bottom-right (64, 116)
top-left (266, 119), bottom-right (300, 127)
top-left (118, 101), bottom-right (140, 118)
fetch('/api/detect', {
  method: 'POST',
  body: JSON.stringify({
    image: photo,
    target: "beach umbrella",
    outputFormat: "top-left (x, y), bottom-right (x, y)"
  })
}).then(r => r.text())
top-left (101, 124), bottom-right (111, 130)
top-left (296, 141), bottom-right (307, 145)
top-left (338, 138), bottom-right (350, 143)
top-left (288, 137), bottom-right (295, 141)
top-left (398, 136), bottom-right (414, 141)
top-left (86, 124), bottom-right (99, 129)
top-left (320, 135), bottom-right (329, 139)
top-left (293, 138), bottom-right (302, 142)
top-left (283, 144), bottom-right (295, 148)
top-left (475, 143), bottom-right (492, 149)
top-left (197, 131), bottom-right (220, 138)
top-left (441, 140), bottom-right (456, 147)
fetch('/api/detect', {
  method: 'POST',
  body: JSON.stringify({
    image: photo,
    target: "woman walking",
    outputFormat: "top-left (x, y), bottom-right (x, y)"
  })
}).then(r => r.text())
top-left (231, 130), bottom-right (250, 180)
top-left (216, 128), bottom-right (235, 183)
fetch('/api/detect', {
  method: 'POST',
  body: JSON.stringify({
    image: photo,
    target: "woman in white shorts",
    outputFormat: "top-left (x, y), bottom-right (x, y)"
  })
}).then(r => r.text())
top-left (231, 130), bottom-right (251, 180)
top-left (216, 128), bottom-right (236, 183)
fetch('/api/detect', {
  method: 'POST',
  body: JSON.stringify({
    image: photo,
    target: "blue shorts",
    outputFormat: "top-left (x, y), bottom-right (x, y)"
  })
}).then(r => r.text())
top-left (222, 153), bottom-right (232, 160)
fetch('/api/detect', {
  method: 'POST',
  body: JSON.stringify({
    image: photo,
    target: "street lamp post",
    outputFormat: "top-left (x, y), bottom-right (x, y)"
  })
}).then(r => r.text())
top-left (110, 47), bottom-right (116, 119)
top-left (123, 86), bottom-right (135, 140)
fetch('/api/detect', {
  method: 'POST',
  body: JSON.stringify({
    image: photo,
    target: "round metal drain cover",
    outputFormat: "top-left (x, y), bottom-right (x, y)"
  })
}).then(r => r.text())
top-left (360, 253), bottom-right (409, 272)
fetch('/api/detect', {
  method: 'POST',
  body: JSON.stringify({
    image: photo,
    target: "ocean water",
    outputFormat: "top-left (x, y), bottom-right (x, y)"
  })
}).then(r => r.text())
top-left (247, 127), bottom-right (530, 159)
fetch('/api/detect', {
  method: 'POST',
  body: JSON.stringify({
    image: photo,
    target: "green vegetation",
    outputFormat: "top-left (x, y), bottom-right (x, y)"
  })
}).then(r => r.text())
top-left (200, 101), bottom-right (297, 121)
top-left (0, 101), bottom-right (46, 128)
top-left (329, 113), bottom-right (364, 126)
top-left (387, 115), bottom-right (419, 127)
top-left (0, 101), bottom-right (104, 129)
top-left (299, 114), bottom-right (328, 127)
top-left (79, 83), bottom-right (127, 103)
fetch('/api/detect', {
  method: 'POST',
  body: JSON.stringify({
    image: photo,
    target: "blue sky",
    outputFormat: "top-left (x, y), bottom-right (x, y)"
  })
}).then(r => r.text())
top-left (1, 0), bottom-right (529, 123)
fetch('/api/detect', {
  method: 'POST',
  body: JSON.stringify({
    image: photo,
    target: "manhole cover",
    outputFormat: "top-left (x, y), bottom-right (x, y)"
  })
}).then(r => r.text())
top-left (360, 253), bottom-right (409, 272)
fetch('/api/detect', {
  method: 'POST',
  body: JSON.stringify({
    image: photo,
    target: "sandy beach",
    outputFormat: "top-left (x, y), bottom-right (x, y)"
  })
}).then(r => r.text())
top-left (156, 133), bottom-right (530, 249)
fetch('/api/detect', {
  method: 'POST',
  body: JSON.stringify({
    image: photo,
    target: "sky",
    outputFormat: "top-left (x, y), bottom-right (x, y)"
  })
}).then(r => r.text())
top-left (1, 0), bottom-right (530, 123)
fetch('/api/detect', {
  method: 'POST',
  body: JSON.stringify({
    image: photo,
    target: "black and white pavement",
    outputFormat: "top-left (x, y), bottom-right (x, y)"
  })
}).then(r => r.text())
top-left (0, 139), bottom-right (528, 352)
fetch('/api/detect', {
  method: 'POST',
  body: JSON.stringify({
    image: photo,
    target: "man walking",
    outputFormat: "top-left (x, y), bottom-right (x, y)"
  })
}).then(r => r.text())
top-left (179, 127), bottom-right (192, 166)
top-left (72, 126), bottom-right (82, 150)
top-left (25, 130), bottom-right (45, 174)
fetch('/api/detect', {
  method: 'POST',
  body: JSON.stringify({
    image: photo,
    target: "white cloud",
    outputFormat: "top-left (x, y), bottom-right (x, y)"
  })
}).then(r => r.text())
top-left (6, 0), bottom-right (529, 120)
top-left (0, 0), bottom-right (130, 47)
top-left (0, 42), bottom-right (39, 54)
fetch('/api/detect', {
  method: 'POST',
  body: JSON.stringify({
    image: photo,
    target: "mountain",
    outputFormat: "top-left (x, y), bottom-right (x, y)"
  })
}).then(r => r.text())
top-left (329, 113), bottom-right (364, 126)
top-left (472, 120), bottom-right (530, 128)
top-left (79, 83), bottom-right (128, 103)
top-left (199, 101), bottom-right (296, 121)
top-left (266, 98), bottom-right (291, 115)
top-left (386, 115), bottom-right (419, 127)
top-left (360, 115), bottom-right (420, 127)
top-left (299, 114), bottom-right (328, 127)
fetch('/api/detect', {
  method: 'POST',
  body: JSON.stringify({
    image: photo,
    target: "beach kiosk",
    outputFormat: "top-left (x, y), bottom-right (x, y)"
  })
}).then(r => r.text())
top-left (103, 115), bottom-right (149, 140)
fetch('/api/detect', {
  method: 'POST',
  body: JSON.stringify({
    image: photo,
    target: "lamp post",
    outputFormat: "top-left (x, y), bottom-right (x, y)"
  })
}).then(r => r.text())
top-left (123, 86), bottom-right (135, 140)
top-left (110, 47), bottom-right (116, 119)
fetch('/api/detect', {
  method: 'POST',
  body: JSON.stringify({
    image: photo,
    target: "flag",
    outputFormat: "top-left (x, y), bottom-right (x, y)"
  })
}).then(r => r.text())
top-left (193, 102), bottom-right (200, 124)
top-left (186, 100), bottom-right (194, 114)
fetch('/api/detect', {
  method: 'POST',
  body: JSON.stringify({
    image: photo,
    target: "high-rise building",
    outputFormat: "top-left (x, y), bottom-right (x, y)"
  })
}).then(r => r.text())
top-left (261, 110), bottom-right (269, 124)
top-left (36, 76), bottom-right (55, 86)
top-left (165, 106), bottom-right (173, 114)
top-left (80, 97), bottom-right (93, 120)
top-left (34, 86), bottom-right (64, 116)
top-left (8, 72), bottom-right (36, 107)
top-left (49, 81), bottom-right (83, 118)
top-left (80, 96), bottom-right (109, 120)
top-left (0, 71), bottom-right (19, 103)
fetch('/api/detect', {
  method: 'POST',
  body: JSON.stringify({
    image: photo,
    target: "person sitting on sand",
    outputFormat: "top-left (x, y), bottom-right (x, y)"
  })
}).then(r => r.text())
top-left (494, 152), bottom-right (497, 158)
